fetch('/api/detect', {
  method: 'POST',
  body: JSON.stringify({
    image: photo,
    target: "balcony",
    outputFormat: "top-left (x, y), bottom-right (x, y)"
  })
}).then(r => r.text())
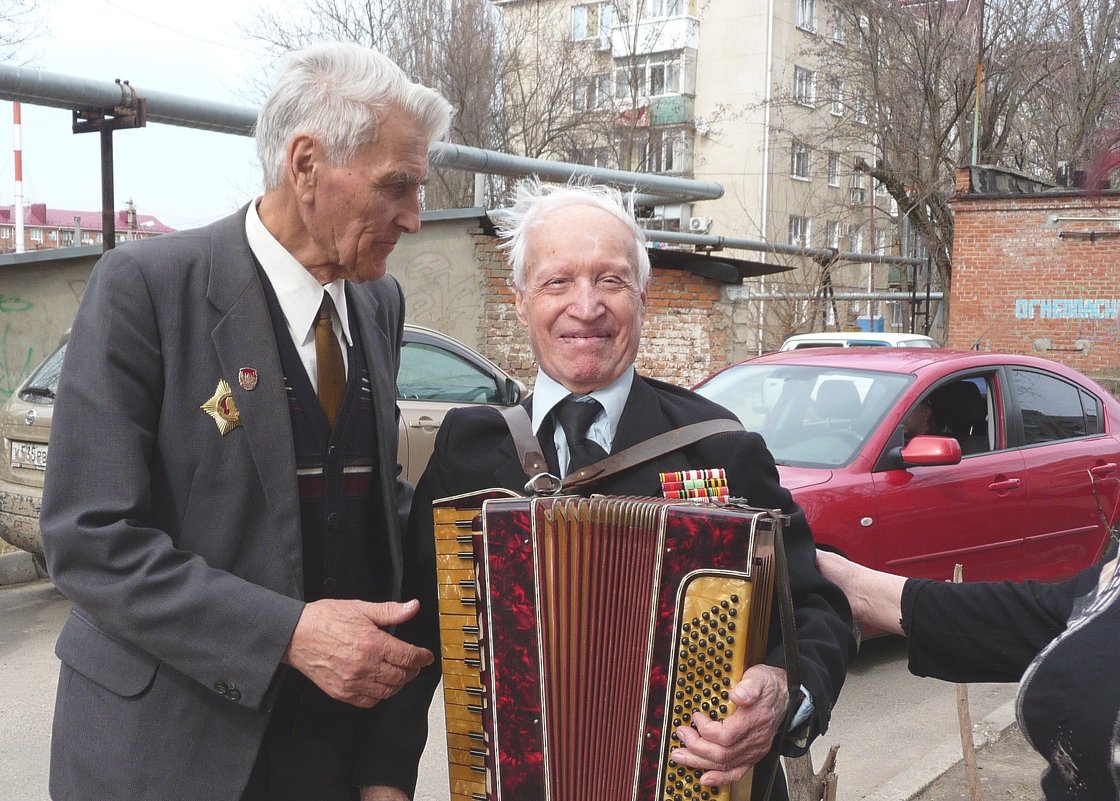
top-left (611, 16), bottom-right (699, 56)
top-left (650, 94), bottom-right (694, 126)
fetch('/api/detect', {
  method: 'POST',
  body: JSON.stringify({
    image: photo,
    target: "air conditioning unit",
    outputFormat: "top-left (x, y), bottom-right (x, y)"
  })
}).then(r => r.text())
top-left (595, 35), bottom-right (611, 52)
top-left (688, 216), bottom-right (713, 233)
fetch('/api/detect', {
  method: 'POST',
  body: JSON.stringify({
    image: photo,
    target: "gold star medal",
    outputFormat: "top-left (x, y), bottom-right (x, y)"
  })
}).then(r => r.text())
top-left (201, 379), bottom-right (242, 436)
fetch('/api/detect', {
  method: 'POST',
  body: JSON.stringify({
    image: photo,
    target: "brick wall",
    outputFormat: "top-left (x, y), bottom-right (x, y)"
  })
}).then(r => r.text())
top-left (949, 170), bottom-right (1120, 386)
top-left (474, 235), bottom-right (730, 390)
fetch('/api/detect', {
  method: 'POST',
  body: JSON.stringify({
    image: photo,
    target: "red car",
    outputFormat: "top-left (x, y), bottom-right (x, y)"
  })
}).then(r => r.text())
top-left (694, 348), bottom-right (1119, 584)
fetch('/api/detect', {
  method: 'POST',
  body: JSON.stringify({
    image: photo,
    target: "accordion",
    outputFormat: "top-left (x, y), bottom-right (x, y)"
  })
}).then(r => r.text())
top-left (434, 491), bottom-right (781, 801)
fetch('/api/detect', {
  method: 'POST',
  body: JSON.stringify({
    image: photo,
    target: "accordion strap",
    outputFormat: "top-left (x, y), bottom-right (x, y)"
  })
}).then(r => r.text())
top-left (760, 515), bottom-right (805, 801)
top-left (498, 404), bottom-right (744, 494)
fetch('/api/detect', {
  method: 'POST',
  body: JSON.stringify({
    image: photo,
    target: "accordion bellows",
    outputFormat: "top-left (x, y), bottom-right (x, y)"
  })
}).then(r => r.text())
top-left (434, 492), bottom-right (779, 801)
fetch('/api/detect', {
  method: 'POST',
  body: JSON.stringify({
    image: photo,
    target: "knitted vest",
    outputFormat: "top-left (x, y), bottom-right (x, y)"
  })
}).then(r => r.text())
top-left (259, 276), bottom-right (389, 603)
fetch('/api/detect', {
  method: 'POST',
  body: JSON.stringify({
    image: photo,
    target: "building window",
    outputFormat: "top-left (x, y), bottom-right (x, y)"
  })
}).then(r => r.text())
top-left (827, 153), bottom-right (840, 186)
top-left (796, 0), bottom-right (816, 31)
top-left (571, 2), bottom-right (613, 41)
top-left (875, 228), bottom-right (891, 254)
top-left (640, 0), bottom-right (687, 18)
top-left (791, 140), bottom-right (811, 179)
top-left (61, 230), bottom-right (74, 246)
top-left (849, 223), bottom-right (864, 252)
top-left (789, 215), bottom-right (811, 247)
top-left (30, 228), bottom-right (43, 243)
top-left (639, 129), bottom-right (687, 173)
top-left (831, 7), bottom-right (845, 42)
top-left (854, 89), bottom-right (869, 124)
top-left (0, 226), bottom-right (9, 240)
top-left (794, 66), bottom-right (815, 106)
top-left (849, 172), bottom-right (866, 205)
top-left (616, 54), bottom-right (682, 99)
top-left (830, 78), bottom-right (843, 116)
top-left (827, 220), bottom-right (844, 250)
top-left (575, 146), bottom-right (611, 168)
top-left (573, 73), bottom-right (611, 111)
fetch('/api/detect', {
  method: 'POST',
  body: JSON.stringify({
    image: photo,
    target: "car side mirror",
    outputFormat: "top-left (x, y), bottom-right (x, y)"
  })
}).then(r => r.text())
top-left (899, 435), bottom-right (962, 467)
top-left (505, 377), bottom-right (524, 405)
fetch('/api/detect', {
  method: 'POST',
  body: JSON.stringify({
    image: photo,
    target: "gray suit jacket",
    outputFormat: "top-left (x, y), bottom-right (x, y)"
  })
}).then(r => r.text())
top-left (40, 206), bottom-right (410, 800)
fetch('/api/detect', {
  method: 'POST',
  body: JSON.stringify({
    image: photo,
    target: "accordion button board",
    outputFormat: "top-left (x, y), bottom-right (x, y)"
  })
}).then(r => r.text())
top-left (433, 492), bottom-right (778, 801)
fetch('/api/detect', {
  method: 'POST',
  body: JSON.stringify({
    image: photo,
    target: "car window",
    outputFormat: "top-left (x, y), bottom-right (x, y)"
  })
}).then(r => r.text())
top-left (398, 341), bottom-right (501, 404)
top-left (18, 341), bottom-right (67, 403)
top-left (697, 364), bottom-right (911, 467)
top-left (1012, 368), bottom-right (1102, 444)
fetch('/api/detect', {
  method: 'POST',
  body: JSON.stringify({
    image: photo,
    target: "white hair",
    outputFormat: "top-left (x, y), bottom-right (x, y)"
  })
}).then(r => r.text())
top-left (254, 42), bottom-right (454, 190)
top-left (495, 178), bottom-right (651, 292)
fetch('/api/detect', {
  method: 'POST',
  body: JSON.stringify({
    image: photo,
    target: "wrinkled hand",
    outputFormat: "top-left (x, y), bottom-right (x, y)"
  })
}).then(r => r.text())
top-left (360, 786), bottom-right (409, 801)
top-left (670, 663), bottom-right (788, 787)
top-left (283, 598), bottom-right (433, 708)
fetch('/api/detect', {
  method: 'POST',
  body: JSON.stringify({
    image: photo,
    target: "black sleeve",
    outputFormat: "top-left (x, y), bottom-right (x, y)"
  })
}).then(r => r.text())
top-left (902, 564), bottom-right (1102, 683)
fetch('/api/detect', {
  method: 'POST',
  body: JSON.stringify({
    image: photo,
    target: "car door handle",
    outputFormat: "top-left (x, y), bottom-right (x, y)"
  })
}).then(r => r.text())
top-left (988, 477), bottom-right (1022, 492)
top-left (408, 418), bottom-right (440, 431)
top-left (1090, 463), bottom-right (1118, 477)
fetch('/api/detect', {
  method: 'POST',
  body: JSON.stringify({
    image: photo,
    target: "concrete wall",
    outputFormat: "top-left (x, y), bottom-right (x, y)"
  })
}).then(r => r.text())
top-left (389, 209), bottom-right (491, 352)
top-left (0, 211), bottom-right (737, 399)
top-left (0, 246), bottom-right (98, 399)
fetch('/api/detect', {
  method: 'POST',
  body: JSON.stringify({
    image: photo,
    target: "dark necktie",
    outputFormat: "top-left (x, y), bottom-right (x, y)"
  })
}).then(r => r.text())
top-left (554, 394), bottom-right (608, 475)
top-left (315, 291), bottom-right (345, 427)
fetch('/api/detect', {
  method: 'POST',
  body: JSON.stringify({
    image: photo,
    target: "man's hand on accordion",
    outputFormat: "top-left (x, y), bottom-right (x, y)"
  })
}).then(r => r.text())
top-left (282, 598), bottom-right (435, 708)
top-left (670, 663), bottom-right (789, 786)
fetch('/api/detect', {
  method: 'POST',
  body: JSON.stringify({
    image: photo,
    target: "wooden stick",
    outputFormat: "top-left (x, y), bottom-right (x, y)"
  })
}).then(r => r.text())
top-left (954, 563), bottom-right (984, 801)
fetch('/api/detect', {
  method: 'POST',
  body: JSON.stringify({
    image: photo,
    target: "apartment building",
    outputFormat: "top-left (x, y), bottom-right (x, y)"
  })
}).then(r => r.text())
top-left (0, 199), bottom-right (174, 253)
top-left (492, 0), bottom-right (921, 350)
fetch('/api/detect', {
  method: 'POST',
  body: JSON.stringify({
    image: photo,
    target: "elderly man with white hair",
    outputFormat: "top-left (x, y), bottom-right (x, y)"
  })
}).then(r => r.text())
top-left (397, 178), bottom-right (856, 801)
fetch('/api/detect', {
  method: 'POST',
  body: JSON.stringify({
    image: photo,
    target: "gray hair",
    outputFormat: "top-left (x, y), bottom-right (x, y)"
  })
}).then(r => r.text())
top-left (255, 42), bottom-right (454, 190)
top-left (496, 178), bottom-right (651, 292)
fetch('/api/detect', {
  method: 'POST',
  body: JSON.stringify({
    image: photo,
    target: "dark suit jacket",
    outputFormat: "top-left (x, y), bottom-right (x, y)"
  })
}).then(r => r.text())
top-left (40, 206), bottom-right (412, 800)
top-left (392, 372), bottom-right (856, 799)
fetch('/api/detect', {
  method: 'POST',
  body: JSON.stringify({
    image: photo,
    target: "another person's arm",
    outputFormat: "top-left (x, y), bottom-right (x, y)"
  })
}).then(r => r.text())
top-left (817, 549), bottom-right (1100, 682)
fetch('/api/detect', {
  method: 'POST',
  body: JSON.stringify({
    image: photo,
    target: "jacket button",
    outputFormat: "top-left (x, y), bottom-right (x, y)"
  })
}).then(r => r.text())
top-left (327, 512), bottom-right (341, 530)
top-left (214, 681), bottom-right (228, 695)
top-left (323, 577), bottom-right (337, 595)
top-left (227, 687), bottom-right (242, 701)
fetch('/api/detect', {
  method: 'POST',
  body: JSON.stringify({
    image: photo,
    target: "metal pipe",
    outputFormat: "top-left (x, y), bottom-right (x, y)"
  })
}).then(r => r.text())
top-left (728, 289), bottom-right (944, 301)
top-left (0, 64), bottom-right (723, 203)
top-left (644, 228), bottom-right (926, 266)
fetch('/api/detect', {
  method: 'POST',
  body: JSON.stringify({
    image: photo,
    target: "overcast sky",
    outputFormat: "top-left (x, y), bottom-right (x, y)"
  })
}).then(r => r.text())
top-left (1, 0), bottom-right (280, 229)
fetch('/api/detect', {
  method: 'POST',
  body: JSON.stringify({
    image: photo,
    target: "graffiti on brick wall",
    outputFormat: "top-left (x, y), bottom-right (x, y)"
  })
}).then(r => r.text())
top-left (398, 251), bottom-right (481, 332)
top-left (0, 295), bottom-right (37, 399)
top-left (1015, 299), bottom-right (1120, 319)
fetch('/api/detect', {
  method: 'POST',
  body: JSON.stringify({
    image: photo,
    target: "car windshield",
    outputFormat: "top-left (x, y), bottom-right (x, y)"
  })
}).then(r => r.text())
top-left (696, 363), bottom-right (912, 467)
top-left (19, 341), bottom-right (67, 402)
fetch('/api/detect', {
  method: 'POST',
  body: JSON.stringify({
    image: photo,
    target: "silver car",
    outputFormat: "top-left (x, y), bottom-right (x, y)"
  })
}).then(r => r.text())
top-left (0, 325), bottom-right (523, 567)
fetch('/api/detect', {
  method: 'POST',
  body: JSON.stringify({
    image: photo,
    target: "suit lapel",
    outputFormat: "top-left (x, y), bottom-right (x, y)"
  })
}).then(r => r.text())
top-left (604, 374), bottom-right (693, 495)
top-left (205, 210), bottom-right (302, 581)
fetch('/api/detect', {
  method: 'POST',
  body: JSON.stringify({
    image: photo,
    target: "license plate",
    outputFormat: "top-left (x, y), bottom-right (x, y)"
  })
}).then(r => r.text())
top-left (11, 440), bottom-right (47, 471)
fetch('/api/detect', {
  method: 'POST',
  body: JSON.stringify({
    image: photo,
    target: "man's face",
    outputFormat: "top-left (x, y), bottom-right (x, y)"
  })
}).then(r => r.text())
top-left (904, 402), bottom-right (932, 439)
top-left (515, 204), bottom-right (646, 395)
top-left (300, 105), bottom-right (430, 283)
